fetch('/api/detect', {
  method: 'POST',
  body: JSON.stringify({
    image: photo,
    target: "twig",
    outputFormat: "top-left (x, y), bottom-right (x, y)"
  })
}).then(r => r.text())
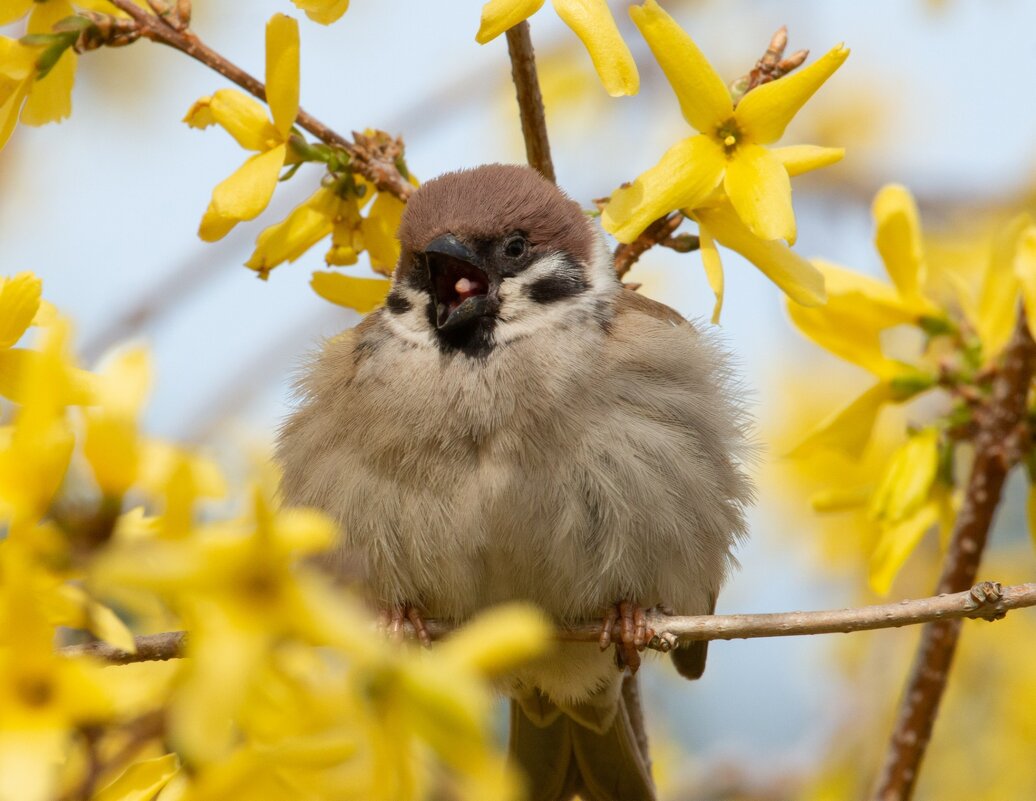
top-left (504, 21), bottom-right (555, 183)
top-left (102, 0), bottom-right (414, 201)
top-left (64, 630), bottom-right (189, 664)
top-left (871, 310), bottom-right (1036, 801)
top-left (61, 581), bottom-right (1036, 665)
top-left (613, 212), bottom-right (689, 278)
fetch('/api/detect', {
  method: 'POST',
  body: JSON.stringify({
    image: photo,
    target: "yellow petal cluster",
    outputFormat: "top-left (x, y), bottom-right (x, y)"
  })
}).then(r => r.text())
top-left (603, 0), bottom-right (848, 245)
top-left (0, 273), bottom-right (550, 801)
top-left (789, 186), bottom-right (944, 459)
top-left (477, 0), bottom-right (639, 97)
top-left (186, 15), bottom-right (300, 241)
top-left (245, 172), bottom-right (410, 313)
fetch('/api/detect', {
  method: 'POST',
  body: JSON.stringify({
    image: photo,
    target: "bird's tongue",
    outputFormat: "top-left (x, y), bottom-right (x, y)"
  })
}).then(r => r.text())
top-left (451, 277), bottom-right (486, 312)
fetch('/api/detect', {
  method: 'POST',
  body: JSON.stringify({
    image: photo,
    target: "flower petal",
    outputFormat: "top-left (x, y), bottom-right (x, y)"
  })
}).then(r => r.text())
top-left (868, 427), bottom-right (939, 524)
top-left (698, 223), bottom-right (723, 324)
top-left (361, 192), bottom-right (405, 276)
top-left (693, 202), bottom-right (824, 306)
top-left (207, 89), bottom-right (279, 151)
top-left (772, 144), bottom-right (844, 177)
top-left (291, 0), bottom-right (350, 25)
top-left (869, 499), bottom-right (939, 596)
top-left (198, 144), bottom-right (287, 242)
top-left (266, 13), bottom-right (300, 138)
top-left (310, 272), bottom-right (391, 313)
top-left (20, 1), bottom-right (77, 126)
top-left (602, 134), bottom-right (724, 243)
top-left (873, 184), bottom-right (929, 308)
top-left (0, 272), bottom-right (42, 349)
top-left (788, 381), bottom-right (893, 459)
top-left (552, 0), bottom-right (638, 96)
top-left (787, 299), bottom-right (892, 378)
top-left (476, 0), bottom-right (545, 44)
top-left (245, 187), bottom-right (336, 275)
top-left (735, 43), bottom-right (849, 144)
top-left (977, 213), bottom-right (1030, 360)
top-left (0, 0), bottom-right (32, 26)
top-left (628, 0), bottom-right (731, 132)
top-left (724, 142), bottom-right (796, 243)
top-left (1012, 225), bottom-right (1036, 342)
top-left (92, 754), bottom-right (180, 801)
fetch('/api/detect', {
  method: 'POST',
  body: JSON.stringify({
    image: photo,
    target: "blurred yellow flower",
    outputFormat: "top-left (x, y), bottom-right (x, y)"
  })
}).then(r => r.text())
top-left (185, 14), bottom-right (300, 242)
top-left (0, 0), bottom-right (76, 128)
top-left (0, 545), bottom-right (113, 801)
top-left (290, 0), bottom-right (350, 24)
top-left (602, 0), bottom-right (848, 245)
top-left (0, 36), bottom-right (38, 149)
top-left (975, 215), bottom-right (1036, 361)
top-left (477, 0), bottom-right (639, 97)
top-left (82, 346), bottom-right (152, 497)
top-left (788, 186), bottom-right (944, 458)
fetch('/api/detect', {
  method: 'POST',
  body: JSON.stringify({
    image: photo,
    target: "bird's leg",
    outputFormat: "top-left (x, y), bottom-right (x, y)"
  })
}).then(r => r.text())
top-left (377, 602), bottom-right (432, 647)
top-left (598, 600), bottom-right (655, 673)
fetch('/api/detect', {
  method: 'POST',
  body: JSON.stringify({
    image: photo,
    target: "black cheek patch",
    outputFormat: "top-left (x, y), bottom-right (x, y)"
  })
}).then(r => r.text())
top-left (526, 265), bottom-right (590, 304)
top-left (386, 290), bottom-right (411, 315)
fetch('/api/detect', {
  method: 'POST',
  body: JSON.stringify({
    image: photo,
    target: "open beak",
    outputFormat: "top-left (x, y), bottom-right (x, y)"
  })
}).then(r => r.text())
top-left (423, 234), bottom-right (495, 331)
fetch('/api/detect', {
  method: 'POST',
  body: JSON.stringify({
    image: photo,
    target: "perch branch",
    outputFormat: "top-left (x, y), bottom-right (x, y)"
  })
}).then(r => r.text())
top-left (102, 0), bottom-right (414, 201)
top-left (62, 581), bottom-right (1036, 665)
top-left (505, 21), bottom-right (555, 183)
top-left (871, 309), bottom-right (1036, 801)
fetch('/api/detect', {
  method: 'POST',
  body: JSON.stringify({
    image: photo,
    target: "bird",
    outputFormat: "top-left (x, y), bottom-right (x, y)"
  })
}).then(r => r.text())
top-left (276, 163), bottom-right (753, 801)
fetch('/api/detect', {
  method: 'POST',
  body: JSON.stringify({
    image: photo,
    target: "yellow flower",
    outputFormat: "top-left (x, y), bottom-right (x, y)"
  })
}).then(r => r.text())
top-left (788, 186), bottom-right (945, 458)
top-left (0, 319), bottom-right (79, 527)
top-left (0, 36), bottom-right (39, 150)
top-left (602, 0), bottom-right (848, 245)
top-left (310, 272), bottom-right (391, 313)
top-left (82, 346), bottom-right (152, 497)
top-left (290, 0), bottom-right (350, 24)
top-left (477, 0), bottom-right (639, 97)
top-left (185, 14), bottom-right (300, 242)
top-left (246, 177), bottom-right (405, 281)
top-left (0, 544), bottom-right (113, 801)
top-left (975, 215), bottom-right (1036, 361)
top-left (0, 1), bottom-right (76, 128)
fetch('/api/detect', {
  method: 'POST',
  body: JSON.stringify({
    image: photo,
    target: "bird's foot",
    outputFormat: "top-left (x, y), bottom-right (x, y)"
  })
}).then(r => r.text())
top-left (598, 600), bottom-right (654, 674)
top-left (377, 602), bottom-right (432, 647)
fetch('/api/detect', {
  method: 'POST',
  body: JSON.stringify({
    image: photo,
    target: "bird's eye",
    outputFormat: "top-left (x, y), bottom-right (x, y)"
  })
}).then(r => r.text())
top-left (504, 235), bottom-right (528, 259)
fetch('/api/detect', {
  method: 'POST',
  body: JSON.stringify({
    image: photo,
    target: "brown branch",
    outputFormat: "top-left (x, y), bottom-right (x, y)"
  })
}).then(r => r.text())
top-left (504, 21), bottom-right (555, 183)
top-left (61, 581), bottom-right (1036, 665)
top-left (64, 630), bottom-right (188, 664)
top-left (613, 212), bottom-right (689, 278)
top-left (102, 0), bottom-right (414, 201)
top-left (871, 310), bottom-right (1036, 801)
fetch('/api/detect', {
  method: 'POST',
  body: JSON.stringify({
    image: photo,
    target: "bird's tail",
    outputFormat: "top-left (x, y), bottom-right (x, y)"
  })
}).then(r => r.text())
top-left (509, 676), bottom-right (656, 801)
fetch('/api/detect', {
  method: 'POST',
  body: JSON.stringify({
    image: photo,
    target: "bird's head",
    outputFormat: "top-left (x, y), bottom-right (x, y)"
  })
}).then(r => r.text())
top-left (387, 164), bottom-right (617, 357)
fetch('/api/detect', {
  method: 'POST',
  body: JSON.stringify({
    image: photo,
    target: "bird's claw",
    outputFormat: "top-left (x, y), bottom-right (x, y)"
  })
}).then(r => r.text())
top-left (598, 600), bottom-right (654, 674)
top-left (377, 603), bottom-right (432, 647)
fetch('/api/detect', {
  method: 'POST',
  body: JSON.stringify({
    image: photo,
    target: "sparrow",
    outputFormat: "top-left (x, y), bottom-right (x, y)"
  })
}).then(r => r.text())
top-left (277, 164), bottom-right (752, 801)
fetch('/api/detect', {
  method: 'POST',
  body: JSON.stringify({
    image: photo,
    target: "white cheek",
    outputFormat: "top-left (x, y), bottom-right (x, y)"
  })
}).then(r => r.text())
top-left (383, 284), bottom-right (436, 348)
top-left (494, 236), bottom-right (618, 345)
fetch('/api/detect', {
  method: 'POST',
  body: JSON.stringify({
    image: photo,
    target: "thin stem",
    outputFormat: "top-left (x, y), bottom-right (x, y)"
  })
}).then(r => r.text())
top-left (870, 310), bottom-right (1036, 801)
top-left (614, 213), bottom-right (689, 278)
top-left (62, 581), bottom-right (1036, 665)
top-left (103, 0), bottom-right (414, 201)
top-left (504, 21), bottom-right (555, 183)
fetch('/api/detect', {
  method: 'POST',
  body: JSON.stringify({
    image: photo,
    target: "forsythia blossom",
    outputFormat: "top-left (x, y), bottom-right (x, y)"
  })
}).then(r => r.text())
top-left (476, 0), bottom-right (639, 97)
top-left (0, 273), bottom-right (551, 801)
top-left (185, 14), bottom-right (301, 241)
top-left (603, 0), bottom-right (848, 245)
